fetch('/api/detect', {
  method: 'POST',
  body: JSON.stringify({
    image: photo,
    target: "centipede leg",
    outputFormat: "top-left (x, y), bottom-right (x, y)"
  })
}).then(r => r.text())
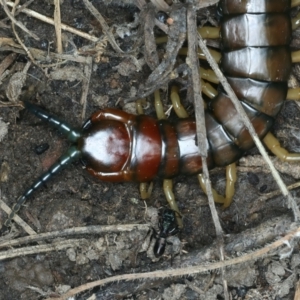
top-left (198, 26), bottom-right (220, 39)
top-left (163, 179), bottom-right (182, 228)
top-left (200, 67), bottom-right (219, 84)
top-left (198, 174), bottom-right (225, 204)
top-left (291, 1), bottom-right (300, 29)
top-left (201, 79), bottom-right (218, 100)
top-left (282, 23), bottom-right (300, 101)
top-left (263, 132), bottom-right (300, 162)
top-left (281, 34), bottom-right (300, 101)
top-left (136, 98), bottom-right (146, 115)
top-left (179, 47), bottom-right (221, 63)
top-left (287, 88), bottom-right (300, 101)
top-left (292, 0), bottom-right (300, 8)
top-left (139, 182), bottom-right (154, 200)
top-left (290, 51), bottom-right (300, 100)
top-left (224, 163), bottom-right (237, 208)
top-left (197, 162), bottom-right (236, 208)
top-left (154, 89), bottom-right (183, 228)
top-left (154, 90), bottom-right (167, 120)
top-left (170, 86), bottom-right (189, 118)
top-left (180, 28), bottom-right (222, 62)
top-left (156, 26), bottom-right (220, 44)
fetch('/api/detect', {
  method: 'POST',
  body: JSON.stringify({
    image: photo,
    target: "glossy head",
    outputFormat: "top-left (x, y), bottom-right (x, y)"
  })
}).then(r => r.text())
top-left (79, 119), bottom-right (130, 173)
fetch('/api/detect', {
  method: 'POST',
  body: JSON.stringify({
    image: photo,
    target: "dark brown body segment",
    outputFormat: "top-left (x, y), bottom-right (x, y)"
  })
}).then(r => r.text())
top-left (221, 14), bottom-right (291, 49)
top-left (222, 47), bottom-right (291, 81)
top-left (207, 0), bottom-right (292, 166)
top-left (225, 78), bottom-right (287, 117)
top-left (220, 0), bottom-right (291, 14)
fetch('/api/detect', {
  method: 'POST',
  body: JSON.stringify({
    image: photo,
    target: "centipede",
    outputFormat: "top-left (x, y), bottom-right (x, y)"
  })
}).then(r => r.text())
top-left (1, 0), bottom-right (300, 240)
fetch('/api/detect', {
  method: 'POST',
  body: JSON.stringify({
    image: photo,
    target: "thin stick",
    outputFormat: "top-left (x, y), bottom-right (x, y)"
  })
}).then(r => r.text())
top-left (0, 44), bottom-right (90, 64)
top-left (1, 0), bottom-right (34, 22)
top-left (82, 0), bottom-right (124, 53)
top-left (0, 239), bottom-right (87, 260)
top-left (10, 0), bottom-right (36, 63)
top-left (186, 5), bottom-right (222, 237)
top-left (0, 53), bottom-right (17, 77)
top-left (186, 5), bottom-right (228, 300)
top-left (196, 0), bottom-right (219, 9)
top-left (5, 0), bottom-right (99, 42)
top-left (0, 223), bottom-right (150, 249)
top-left (80, 57), bottom-right (93, 121)
top-left (54, 0), bottom-right (62, 54)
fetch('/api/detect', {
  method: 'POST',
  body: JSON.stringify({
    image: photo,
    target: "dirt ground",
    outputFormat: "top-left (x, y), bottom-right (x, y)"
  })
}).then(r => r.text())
top-left (0, 1), bottom-right (300, 299)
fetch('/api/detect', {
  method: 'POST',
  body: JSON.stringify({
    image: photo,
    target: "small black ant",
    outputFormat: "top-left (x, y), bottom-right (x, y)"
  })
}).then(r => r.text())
top-left (153, 209), bottom-right (179, 257)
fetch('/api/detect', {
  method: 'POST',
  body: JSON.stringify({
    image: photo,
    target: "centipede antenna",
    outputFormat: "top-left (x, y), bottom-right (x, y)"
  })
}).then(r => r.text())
top-left (3, 146), bottom-right (81, 229)
top-left (23, 101), bottom-right (82, 143)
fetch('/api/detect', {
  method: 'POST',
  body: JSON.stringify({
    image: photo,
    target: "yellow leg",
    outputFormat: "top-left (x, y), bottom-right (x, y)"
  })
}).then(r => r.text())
top-left (292, 0), bottom-right (300, 8)
top-left (224, 163), bottom-right (237, 208)
top-left (263, 132), bottom-right (300, 162)
top-left (136, 98), bottom-right (147, 115)
top-left (201, 79), bottom-right (218, 99)
top-left (198, 174), bottom-right (225, 204)
top-left (139, 182), bottom-right (153, 200)
top-left (155, 36), bottom-right (168, 44)
top-left (287, 88), bottom-right (300, 101)
top-left (154, 90), bottom-right (166, 120)
top-left (178, 47), bottom-right (221, 63)
top-left (154, 89), bottom-right (183, 227)
top-left (200, 67), bottom-right (219, 84)
top-left (156, 26), bottom-right (220, 44)
top-left (198, 26), bottom-right (220, 39)
top-left (197, 162), bottom-right (237, 209)
top-left (291, 11), bottom-right (300, 30)
top-left (163, 179), bottom-right (183, 228)
top-left (170, 86), bottom-right (189, 118)
top-left (291, 50), bottom-right (300, 63)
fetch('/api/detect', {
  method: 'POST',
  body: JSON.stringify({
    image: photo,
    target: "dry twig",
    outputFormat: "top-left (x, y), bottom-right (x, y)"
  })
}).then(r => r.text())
top-left (186, 4), bottom-right (228, 299)
top-left (0, 42), bottom-right (90, 64)
top-left (80, 57), bottom-right (93, 121)
top-left (5, 0), bottom-right (99, 42)
top-left (0, 238), bottom-right (87, 260)
top-left (82, 0), bottom-right (124, 53)
top-left (0, 223), bottom-right (150, 249)
top-left (0, 53), bottom-right (17, 77)
top-left (53, 0), bottom-right (62, 54)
